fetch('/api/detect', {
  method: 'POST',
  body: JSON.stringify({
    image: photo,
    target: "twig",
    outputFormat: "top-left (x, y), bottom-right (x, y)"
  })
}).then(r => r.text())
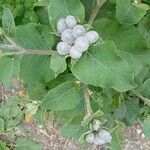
top-left (88, 0), bottom-right (107, 26)
top-left (83, 85), bottom-right (93, 117)
top-left (132, 90), bottom-right (150, 107)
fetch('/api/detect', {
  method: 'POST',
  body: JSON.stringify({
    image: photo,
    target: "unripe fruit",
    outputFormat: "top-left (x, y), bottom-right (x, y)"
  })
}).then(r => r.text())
top-left (57, 18), bottom-right (67, 34)
top-left (70, 46), bottom-right (82, 59)
top-left (65, 15), bottom-right (77, 28)
top-left (93, 136), bottom-right (105, 145)
top-left (57, 42), bottom-right (71, 55)
top-left (72, 25), bottom-right (86, 38)
top-left (98, 129), bottom-right (112, 143)
top-left (90, 119), bottom-right (101, 131)
top-left (85, 31), bottom-right (99, 44)
top-left (61, 28), bottom-right (75, 45)
top-left (74, 36), bottom-right (89, 52)
top-left (85, 132), bottom-right (95, 144)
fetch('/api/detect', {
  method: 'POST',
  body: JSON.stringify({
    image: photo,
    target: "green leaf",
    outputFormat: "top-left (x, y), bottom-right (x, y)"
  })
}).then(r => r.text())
top-left (15, 137), bottom-right (43, 150)
top-left (142, 116), bottom-right (150, 137)
top-left (51, 54), bottom-right (67, 77)
top-left (110, 121), bottom-right (125, 150)
top-left (11, 24), bottom-right (55, 86)
top-left (116, 0), bottom-right (149, 25)
top-left (42, 81), bottom-right (83, 111)
top-left (124, 99), bottom-right (140, 125)
top-left (36, 0), bottom-right (85, 30)
top-left (0, 140), bottom-right (8, 150)
top-left (71, 41), bottom-right (135, 92)
top-left (138, 13), bottom-right (150, 48)
top-left (94, 18), bottom-right (150, 74)
top-left (0, 118), bottom-right (4, 132)
top-left (2, 7), bottom-right (15, 33)
top-left (0, 56), bottom-right (20, 87)
top-left (61, 114), bottom-right (88, 139)
top-left (113, 102), bottom-right (126, 120)
top-left (136, 78), bottom-right (150, 98)
top-left (0, 98), bottom-right (23, 129)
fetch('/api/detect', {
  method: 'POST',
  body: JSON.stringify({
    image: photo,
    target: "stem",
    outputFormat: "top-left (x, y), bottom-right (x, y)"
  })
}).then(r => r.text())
top-left (1, 34), bottom-right (57, 56)
top-left (83, 85), bottom-right (93, 117)
top-left (1, 49), bottom-right (56, 56)
top-left (88, 0), bottom-right (107, 26)
top-left (132, 90), bottom-right (150, 107)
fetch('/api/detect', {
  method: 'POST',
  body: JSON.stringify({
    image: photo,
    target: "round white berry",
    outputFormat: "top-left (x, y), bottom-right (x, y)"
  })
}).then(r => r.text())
top-left (65, 15), bottom-right (77, 28)
top-left (61, 28), bottom-right (75, 45)
top-left (72, 25), bottom-right (86, 38)
top-left (98, 129), bottom-right (112, 143)
top-left (93, 136), bottom-right (105, 145)
top-left (74, 36), bottom-right (89, 52)
top-left (90, 119), bottom-right (101, 131)
top-left (70, 46), bottom-right (82, 59)
top-left (85, 31), bottom-right (99, 44)
top-left (57, 42), bottom-right (71, 55)
top-left (85, 132), bottom-right (95, 144)
top-left (57, 18), bottom-right (67, 34)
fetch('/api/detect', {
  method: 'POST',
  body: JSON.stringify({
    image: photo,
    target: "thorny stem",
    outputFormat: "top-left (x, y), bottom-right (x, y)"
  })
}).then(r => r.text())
top-left (83, 85), bottom-right (93, 117)
top-left (88, 0), bottom-right (107, 26)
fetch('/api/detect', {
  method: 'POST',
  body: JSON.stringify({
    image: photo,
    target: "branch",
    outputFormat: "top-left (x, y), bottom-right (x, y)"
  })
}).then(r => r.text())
top-left (83, 85), bottom-right (93, 117)
top-left (88, 0), bottom-right (107, 26)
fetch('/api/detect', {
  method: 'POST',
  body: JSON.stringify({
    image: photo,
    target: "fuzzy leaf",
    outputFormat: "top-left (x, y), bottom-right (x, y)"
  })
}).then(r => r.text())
top-left (116, 0), bottom-right (149, 25)
top-left (142, 116), bottom-right (150, 137)
top-left (71, 41), bottom-right (135, 92)
top-left (61, 114), bottom-right (88, 139)
top-left (11, 24), bottom-right (55, 85)
top-left (136, 78), bottom-right (150, 98)
top-left (51, 54), bottom-right (67, 77)
top-left (36, 0), bottom-right (85, 30)
top-left (42, 81), bottom-right (83, 111)
top-left (15, 137), bottom-right (43, 150)
top-left (2, 7), bottom-right (15, 33)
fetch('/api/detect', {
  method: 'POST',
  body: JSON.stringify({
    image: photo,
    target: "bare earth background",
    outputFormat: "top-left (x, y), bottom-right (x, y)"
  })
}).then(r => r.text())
top-left (0, 80), bottom-right (150, 150)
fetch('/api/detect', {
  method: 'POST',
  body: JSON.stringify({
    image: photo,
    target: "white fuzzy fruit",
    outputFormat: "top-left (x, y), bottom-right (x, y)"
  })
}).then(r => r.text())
top-left (72, 25), bottom-right (86, 38)
top-left (85, 31), bottom-right (99, 44)
top-left (57, 18), bottom-right (67, 34)
top-left (61, 28), bottom-right (75, 45)
top-left (57, 42), bottom-right (71, 55)
top-left (98, 129), bottom-right (112, 143)
top-left (90, 119), bottom-right (101, 131)
top-left (65, 15), bottom-right (77, 28)
top-left (93, 136), bottom-right (105, 145)
top-left (85, 132), bottom-right (95, 144)
top-left (70, 46), bottom-right (82, 59)
top-left (74, 36), bottom-right (89, 52)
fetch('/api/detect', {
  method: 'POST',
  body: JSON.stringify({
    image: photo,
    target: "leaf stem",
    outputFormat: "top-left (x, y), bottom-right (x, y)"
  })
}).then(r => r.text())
top-left (88, 0), bottom-right (107, 26)
top-left (83, 85), bottom-right (93, 117)
top-left (0, 49), bottom-right (56, 56)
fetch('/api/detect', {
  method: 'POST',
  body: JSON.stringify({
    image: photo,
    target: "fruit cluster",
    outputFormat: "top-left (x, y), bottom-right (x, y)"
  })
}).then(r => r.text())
top-left (56, 15), bottom-right (99, 59)
top-left (85, 119), bottom-right (112, 146)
